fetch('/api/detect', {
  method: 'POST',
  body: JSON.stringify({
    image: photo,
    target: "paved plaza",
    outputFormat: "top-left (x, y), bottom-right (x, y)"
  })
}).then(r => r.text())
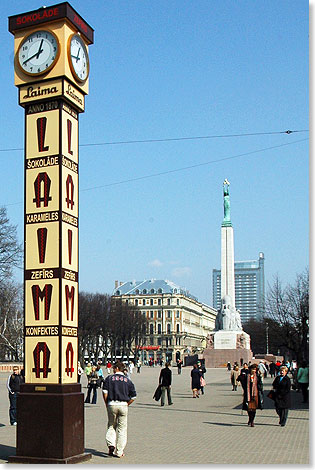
top-left (0, 366), bottom-right (309, 465)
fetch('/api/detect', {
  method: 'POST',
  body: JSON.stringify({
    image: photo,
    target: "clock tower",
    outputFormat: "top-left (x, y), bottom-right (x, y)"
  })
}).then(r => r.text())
top-left (8, 3), bottom-right (93, 464)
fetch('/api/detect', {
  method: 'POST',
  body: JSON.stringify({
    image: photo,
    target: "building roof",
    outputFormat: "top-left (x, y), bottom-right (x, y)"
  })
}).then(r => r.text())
top-left (112, 279), bottom-right (198, 301)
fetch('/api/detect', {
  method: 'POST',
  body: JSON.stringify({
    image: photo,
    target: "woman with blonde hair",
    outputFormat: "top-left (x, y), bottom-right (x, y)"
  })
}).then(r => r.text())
top-left (272, 365), bottom-right (291, 426)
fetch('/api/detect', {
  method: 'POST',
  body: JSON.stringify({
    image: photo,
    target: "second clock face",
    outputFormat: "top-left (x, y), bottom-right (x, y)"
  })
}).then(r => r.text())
top-left (17, 30), bottom-right (60, 76)
top-left (68, 34), bottom-right (89, 82)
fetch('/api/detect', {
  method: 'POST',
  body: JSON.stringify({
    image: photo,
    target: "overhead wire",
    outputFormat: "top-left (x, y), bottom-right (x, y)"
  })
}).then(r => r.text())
top-left (0, 128), bottom-right (309, 154)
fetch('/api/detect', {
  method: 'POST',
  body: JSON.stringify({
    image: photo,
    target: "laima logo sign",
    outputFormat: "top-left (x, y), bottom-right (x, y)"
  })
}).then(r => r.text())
top-left (33, 172), bottom-right (52, 208)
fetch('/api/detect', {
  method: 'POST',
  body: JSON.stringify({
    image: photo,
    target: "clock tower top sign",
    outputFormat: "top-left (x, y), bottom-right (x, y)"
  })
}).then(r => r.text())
top-left (8, 2), bottom-right (94, 95)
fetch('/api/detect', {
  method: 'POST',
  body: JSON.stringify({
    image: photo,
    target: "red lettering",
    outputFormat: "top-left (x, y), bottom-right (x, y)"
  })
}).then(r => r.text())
top-left (73, 14), bottom-right (88, 33)
top-left (15, 7), bottom-right (58, 26)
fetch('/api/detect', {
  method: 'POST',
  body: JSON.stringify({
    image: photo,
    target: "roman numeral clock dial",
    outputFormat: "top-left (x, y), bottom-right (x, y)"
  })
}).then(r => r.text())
top-left (17, 30), bottom-right (60, 76)
top-left (68, 34), bottom-right (89, 83)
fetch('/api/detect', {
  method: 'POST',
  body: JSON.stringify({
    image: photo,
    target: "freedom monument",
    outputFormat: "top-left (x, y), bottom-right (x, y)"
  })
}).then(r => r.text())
top-left (203, 180), bottom-right (252, 367)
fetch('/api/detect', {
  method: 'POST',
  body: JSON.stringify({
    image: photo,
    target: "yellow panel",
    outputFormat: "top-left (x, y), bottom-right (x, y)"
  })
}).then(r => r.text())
top-left (61, 107), bottom-right (78, 162)
top-left (61, 278), bottom-right (78, 327)
top-left (61, 224), bottom-right (78, 271)
top-left (25, 221), bottom-right (59, 270)
top-left (61, 167), bottom-right (78, 217)
top-left (25, 278), bottom-right (59, 326)
top-left (25, 336), bottom-right (59, 384)
top-left (61, 336), bottom-right (78, 383)
top-left (26, 109), bottom-right (59, 159)
top-left (25, 165), bottom-right (59, 214)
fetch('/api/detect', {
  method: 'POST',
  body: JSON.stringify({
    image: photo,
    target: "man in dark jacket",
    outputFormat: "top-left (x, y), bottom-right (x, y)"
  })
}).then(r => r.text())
top-left (102, 361), bottom-right (137, 457)
top-left (7, 366), bottom-right (24, 425)
top-left (159, 362), bottom-right (173, 406)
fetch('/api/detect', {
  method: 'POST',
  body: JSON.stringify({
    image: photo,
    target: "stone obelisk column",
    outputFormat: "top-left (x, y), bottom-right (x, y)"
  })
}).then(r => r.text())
top-left (220, 179), bottom-right (235, 308)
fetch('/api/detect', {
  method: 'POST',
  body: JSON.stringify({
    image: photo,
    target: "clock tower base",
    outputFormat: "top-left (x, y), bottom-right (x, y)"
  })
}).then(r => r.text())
top-left (8, 384), bottom-right (92, 464)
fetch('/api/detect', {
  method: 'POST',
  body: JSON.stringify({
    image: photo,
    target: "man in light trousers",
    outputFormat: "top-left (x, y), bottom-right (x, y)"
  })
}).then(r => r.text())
top-left (102, 361), bottom-right (137, 458)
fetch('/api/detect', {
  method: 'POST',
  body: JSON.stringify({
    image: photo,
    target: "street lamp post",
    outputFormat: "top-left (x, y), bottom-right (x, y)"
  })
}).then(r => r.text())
top-left (266, 322), bottom-right (269, 355)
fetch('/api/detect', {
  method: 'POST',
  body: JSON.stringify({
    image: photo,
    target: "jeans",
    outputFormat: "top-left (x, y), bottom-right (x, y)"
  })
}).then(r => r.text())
top-left (9, 392), bottom-right (17, 424)
top-left (276, 407), bottom-right (289, 426)
top-left (106, 403), bottom-right (129, 457)
top-left (85, 383), bottom-right (97, 404)
top-left (161, 386), bottom-right (172, 406)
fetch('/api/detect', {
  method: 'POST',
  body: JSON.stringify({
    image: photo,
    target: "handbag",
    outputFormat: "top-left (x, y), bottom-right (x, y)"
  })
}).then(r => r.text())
top-left (267, 390), bottom-right (276, 400)
top-left (200, 377), bottom-right (206, 387)
top-left (153, 384), bottom-right (162, 401)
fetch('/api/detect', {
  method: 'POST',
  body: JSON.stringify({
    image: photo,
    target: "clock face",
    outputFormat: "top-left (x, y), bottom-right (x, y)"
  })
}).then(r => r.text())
top-left (68, 34), bottom-right (89, 82)
top-left (17, 30), bottom-right (60, 76)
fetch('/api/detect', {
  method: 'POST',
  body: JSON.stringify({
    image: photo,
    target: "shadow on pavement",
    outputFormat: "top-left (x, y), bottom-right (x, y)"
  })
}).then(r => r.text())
top-left (85, 448), bottom-right (111, 459)
top-left (0, 444), bottom-right (15, 461)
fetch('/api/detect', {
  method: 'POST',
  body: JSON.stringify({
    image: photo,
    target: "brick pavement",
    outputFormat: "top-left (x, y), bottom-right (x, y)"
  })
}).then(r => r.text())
top-left (0, 366), bottom-right (309, 464)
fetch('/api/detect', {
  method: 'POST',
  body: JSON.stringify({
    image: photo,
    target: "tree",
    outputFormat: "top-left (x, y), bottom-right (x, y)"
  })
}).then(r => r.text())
top-left (0, 282), bottom-right (23, 361)
top-left (265, 269), bottom-right (309, 362)
top-left (0, 207), bottom-right (22, 283)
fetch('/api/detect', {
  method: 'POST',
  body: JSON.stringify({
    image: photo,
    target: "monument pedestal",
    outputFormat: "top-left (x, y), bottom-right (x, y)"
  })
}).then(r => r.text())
top-left (203, 330), bottom-right (252, 368)
top-left (8, 383), bottom-right (91, 464)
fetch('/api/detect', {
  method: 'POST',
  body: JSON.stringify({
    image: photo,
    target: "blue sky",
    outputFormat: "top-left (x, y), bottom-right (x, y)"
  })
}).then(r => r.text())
top-left (0, 0), bottom-right (309, 305)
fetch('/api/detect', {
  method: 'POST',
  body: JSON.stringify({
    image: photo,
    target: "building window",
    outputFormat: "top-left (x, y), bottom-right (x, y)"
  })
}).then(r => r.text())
top-left (150, 289), bottom-right (155, 294)
top-left (126, 299), bottom-right (128, 305)
top-left (167, 310), bottom-right (171, 318)
top-left (176, 323), bottom-right (180, 333)
top-left (177, 299), bottom-right (179, 305)
top-left (135, 299), bottom-right (138, 306)
top-left (143, 289), bottom-right (147, 294)
top-left (142, 299), bottom-right (146, 306)
top-left (158, 299), bottom-right (161, 305)
top-left (167, 323), bottom-right (171, 334)
top-left (135, 289), bottom-right (139, 294)
top-left (116, 290), bottom-right (120, 295)
top-left (150, 311), bottom-right (154, 318)
top-left (149, 324), bottom-right (154, 335)
top-left (158, 323), bottom-right (162, 334)
top-left (150, 299), bottom-right (154, 305)
top-left (157, 337), bottom-right (162, 346)
top-left (158, 288), bottom-right (162, 294)
top-left (176, 310), bottom-right (180, 318)
top-left (158, 310), bottom-right (162, 318)
top-left (167, 298), bottom-right (171, 305)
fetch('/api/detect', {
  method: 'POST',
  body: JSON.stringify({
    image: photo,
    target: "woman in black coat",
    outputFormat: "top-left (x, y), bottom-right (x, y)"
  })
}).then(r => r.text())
top-left (191, 364), bottom-right (202, 398)
top-left (272, 365), bottom-right (291, 426)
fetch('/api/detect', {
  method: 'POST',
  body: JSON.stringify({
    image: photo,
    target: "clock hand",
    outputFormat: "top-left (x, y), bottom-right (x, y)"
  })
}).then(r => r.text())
top-left (23, 48), bottom-right (44, 65)
top-left (35, 39), bottom-right (44, 59)
top-left (75, 48), bottom-right (81, 63)
top-left (71, 54), bottom-right (81, 61)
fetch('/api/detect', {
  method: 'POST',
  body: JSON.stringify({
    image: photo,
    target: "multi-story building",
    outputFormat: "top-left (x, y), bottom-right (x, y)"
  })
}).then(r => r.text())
top-left (112, 279), bottom-right (217, 364)
top-left (213, 252), bottom-right (265, 323)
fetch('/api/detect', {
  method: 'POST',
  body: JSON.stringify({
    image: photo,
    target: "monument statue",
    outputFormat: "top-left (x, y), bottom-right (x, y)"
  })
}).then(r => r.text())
top-left (215, 295), bottom-right (242, 331)
top-left (223, 179), bottom-right (231, 223)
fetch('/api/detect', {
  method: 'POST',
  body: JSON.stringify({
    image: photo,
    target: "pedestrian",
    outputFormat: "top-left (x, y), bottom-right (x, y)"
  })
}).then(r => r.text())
top-left (258, 361), bottom-right (267, 381)
top-left (272, 365), bottom-right (291, 426)
top-left (191, 363), bottom-right (202, 398)
top-left (78, 361), bottom-right (83, 383)
top-left (198, 361), bottom-right (207, 395)
top-left (102, 361), bottom-right (137, 458)
top-left (227, 361), bottom-right (231, 371)
top-left (7, 365), bottom-right (24, 426)
top-left (85, 365), bottom-right (99, 404)
top-left (106, 360), bottom-right (112, 374)
top-left (275, 360), bottom-right (281, 375)
top-left (177, 359), bottom-right (182, 375)
top-left (85, 362), bottom-right (92, 380)
top-left (241, 363), bottom-right (263, 427)
top-left (97, 364), bottom-right (104, 388)
top-left (296, 361), bottom-right (309, 403)
top-left (159, 362), bottom-right (173, 406)
top-left (269, 361), bottom-right (276, 378)
top-left (128, 361), bottom-right (134, 375)
top-left (136, 359), bottom-right (141, 373)
top-left (237, 363), bottom-right (249, 391)
top-left (231, 365), bottom-right (240, 391)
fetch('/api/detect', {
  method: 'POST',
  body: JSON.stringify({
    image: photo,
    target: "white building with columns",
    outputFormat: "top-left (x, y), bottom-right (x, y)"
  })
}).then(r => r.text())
top-left (112, 279), bottom-right (217, 364)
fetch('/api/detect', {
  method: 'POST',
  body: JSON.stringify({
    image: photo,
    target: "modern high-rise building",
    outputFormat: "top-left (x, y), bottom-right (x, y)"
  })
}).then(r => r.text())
top-left (213, 252), bottom-right (265, 323)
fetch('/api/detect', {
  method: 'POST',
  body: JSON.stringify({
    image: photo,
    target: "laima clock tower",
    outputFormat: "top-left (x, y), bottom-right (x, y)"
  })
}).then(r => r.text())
top-left (8, 3), bottom-right (93, 464)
